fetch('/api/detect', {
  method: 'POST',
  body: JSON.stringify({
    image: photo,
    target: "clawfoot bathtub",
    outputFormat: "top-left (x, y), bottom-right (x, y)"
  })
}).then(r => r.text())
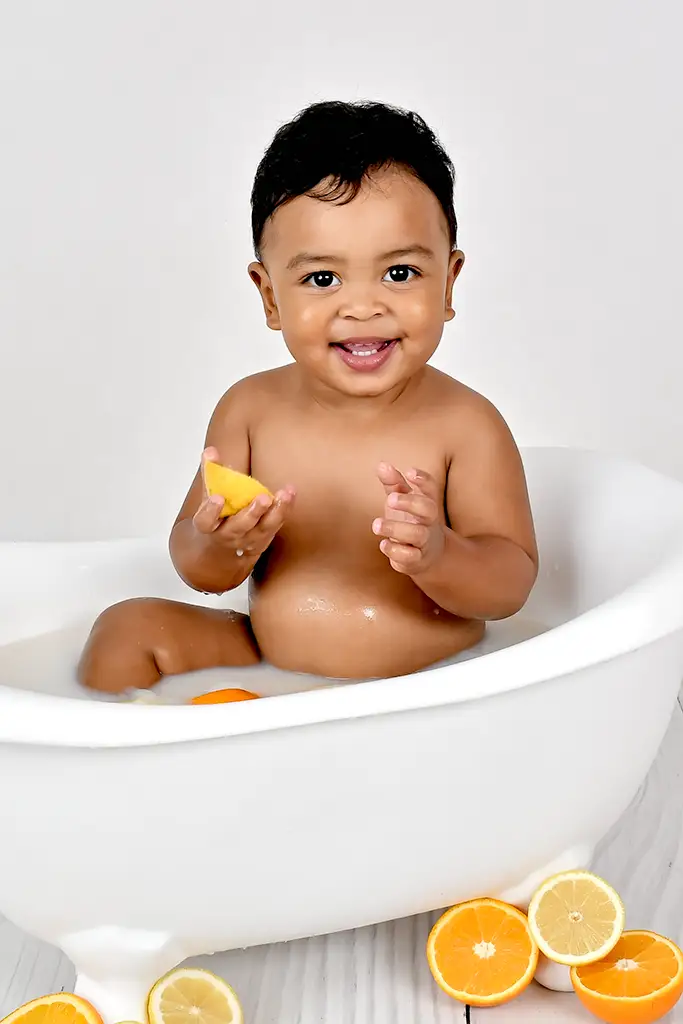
top-left (1, 446), bottom-right (683, 1022)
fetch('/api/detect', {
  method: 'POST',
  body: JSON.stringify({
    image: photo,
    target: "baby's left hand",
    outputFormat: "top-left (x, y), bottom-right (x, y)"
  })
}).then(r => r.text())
top-left (374, 463), bottom-right (445, 575)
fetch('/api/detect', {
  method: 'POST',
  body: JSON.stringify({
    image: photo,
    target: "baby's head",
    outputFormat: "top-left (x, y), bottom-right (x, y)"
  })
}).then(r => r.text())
top-left (249, 100), bottom-right (463, 398)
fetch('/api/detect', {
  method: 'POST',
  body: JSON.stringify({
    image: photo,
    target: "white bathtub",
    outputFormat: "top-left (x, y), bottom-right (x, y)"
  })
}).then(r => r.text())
top-left (1, 446), bottom-right (683, 1022)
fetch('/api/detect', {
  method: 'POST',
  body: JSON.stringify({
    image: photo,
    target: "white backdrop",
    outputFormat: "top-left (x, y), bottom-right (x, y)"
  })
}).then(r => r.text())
top-left (1, 0), bottom-right (681, 540)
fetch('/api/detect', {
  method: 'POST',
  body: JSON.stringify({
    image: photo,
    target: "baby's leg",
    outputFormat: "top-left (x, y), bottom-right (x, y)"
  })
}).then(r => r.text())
top-left (78, 597), bottom-right (260, 694)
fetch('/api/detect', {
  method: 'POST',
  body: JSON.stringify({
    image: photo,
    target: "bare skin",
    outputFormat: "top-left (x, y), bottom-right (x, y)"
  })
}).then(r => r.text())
top-left (79, 167), bottom-right (538, 693)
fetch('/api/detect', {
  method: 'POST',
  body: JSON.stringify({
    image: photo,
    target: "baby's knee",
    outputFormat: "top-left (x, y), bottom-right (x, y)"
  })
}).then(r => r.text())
top-left (94, 597), bottom-right (162, 631)
top-left (78, 598), bottom-right (163, 693)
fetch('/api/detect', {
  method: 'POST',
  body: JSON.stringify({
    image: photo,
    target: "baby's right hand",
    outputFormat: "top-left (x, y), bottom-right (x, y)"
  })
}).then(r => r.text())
top-left (192, 448), bottom-right (295, 562)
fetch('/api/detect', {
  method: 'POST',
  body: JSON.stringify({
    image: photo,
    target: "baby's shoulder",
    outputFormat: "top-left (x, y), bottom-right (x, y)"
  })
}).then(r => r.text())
top-left (212, 365), bottom-right (296, 417)
top-left (425, 368), bottom-right (505, 426)
top-left (421, 369), bottom-right (516, 461)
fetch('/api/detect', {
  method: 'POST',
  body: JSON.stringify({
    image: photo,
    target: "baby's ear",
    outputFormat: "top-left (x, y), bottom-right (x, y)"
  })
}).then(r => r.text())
top-left (248, 262), bottom-right (281, 331)
top-left (445, 249), bottom-right (465, 321)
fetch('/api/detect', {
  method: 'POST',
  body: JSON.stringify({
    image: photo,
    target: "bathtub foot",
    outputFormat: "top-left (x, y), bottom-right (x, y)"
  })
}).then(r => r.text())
top-left (60, 927), bottom-right (189, 1024)
top-left (498, 843), bottom-right (594, 993)
top-left (534, 954), bottom-right (574, 992)
top-left (497, 843), bottom-right (594, 909)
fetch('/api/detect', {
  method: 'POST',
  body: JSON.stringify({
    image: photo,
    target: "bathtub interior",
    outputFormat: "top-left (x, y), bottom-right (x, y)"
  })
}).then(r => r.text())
top-left (1, 446), bottom-right (683, 705)
top-left (522, 447), bottom-right (683, 624)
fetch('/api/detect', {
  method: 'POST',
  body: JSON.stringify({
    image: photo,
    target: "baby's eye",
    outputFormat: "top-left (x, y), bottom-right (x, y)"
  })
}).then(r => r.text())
top-left (383, 265), bottom-right (419, 283)
top-left (304, 271), bottom-right (340, 288)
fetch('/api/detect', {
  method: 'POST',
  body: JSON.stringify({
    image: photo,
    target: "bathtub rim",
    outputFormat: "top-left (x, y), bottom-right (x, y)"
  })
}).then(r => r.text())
top-left (1, 444), bottom-right (683, 748)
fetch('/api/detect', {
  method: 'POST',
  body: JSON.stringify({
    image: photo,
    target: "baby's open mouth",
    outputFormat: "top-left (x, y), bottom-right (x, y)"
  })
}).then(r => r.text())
top-left (332, 338), bottom-right (399, 357)
top-left (331, 339), bottom-right (401, 376)
top-left (330, 337), bottom-right (400, 373)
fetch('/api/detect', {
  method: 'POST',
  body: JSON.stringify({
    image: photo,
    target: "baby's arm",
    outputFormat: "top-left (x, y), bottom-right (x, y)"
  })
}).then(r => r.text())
top-left (377, 395), bottom-right (537, 620)
top-left (170, 383), bottom-right (294, 594)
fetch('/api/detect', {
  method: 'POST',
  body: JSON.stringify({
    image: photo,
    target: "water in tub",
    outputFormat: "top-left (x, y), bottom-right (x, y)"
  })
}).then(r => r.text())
top-left (0, 613), bottom-right (549, 702)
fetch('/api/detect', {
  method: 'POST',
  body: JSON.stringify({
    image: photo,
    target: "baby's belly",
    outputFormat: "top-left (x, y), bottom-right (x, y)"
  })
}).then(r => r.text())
top-left (248, 565), bottom-right (484, 679)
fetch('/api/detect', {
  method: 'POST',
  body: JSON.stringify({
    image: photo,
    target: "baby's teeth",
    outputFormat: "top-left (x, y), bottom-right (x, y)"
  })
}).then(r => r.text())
top-left (353, 348), bottom-right (378, 356)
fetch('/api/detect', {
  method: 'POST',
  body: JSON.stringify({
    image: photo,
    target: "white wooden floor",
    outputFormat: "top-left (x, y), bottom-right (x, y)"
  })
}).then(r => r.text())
top-left (2, 687), bottom-right (682, 1024)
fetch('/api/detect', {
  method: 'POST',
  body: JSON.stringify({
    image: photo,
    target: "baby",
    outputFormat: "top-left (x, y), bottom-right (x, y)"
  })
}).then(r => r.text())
top-left (79, 100), bottom-right (538, 693)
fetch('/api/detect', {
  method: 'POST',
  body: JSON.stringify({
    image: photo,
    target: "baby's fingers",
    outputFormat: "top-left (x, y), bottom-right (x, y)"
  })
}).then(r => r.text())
top-left (253, 488), bottom-right (296, 538)
top-left (377, 462), bottom-right (411, 496)
top-left (406, 467), bottom-right (441, 502)
top-left (386, 491), bottom-right (437, 523)
top-left (202, 446), bottom-right (220, 465)
top-left (373, 518), bottom-right (430, 548)
top-left (200, 447), bottom-right (221, 494)
top-left (193, 494), bottom-right (226, 534)
top-left (379, 540), bottom-right (422, 574)
top-left (225, 492), bottom-right (275, 534)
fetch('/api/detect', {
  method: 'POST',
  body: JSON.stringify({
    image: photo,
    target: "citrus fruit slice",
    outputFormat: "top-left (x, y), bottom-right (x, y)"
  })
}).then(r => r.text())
top-left (203, 461), bottom-right (271, 518)
top-left (0, 994), bottom-right (103, 1024)
top-left (426, 898), bottom-right (539, 1006)
top-left (189, 688), bottom-right (260, 705)
top-left (527, 870), bottom-right (625, 966)
top-left (571, 930), bottom-right (683, 1024)
top-left (148, 967), bottom-right (243, 1024)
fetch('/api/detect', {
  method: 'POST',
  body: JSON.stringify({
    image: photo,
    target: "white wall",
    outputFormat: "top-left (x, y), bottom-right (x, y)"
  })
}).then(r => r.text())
top-left (1, 0), bottom-right (681, 540)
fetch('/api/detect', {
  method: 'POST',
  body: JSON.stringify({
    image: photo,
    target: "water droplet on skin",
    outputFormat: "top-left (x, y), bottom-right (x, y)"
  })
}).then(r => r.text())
top-left (297, 596), bottom-right (336, 615)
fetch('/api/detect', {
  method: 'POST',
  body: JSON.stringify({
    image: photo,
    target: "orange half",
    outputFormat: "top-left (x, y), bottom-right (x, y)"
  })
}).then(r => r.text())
top-left (571, 930), bottom-right (683, 1024)
top-left (189, 688), bottom-right (260, 705)
top-left (426, 898), bottom-right (539, 1007)
top-left (0, 994), bottom-right (103, 1024)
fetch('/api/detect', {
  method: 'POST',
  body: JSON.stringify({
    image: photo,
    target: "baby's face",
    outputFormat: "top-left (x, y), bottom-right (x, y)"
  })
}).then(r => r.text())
top-left (250, 166), bottom-right (463, 398)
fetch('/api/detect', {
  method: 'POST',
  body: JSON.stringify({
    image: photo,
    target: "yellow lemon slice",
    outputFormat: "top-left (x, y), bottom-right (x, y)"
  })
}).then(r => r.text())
top-left (527, 870), bottom-right (625, 966)
top-left (203, 461), bottom-right (271, 518)
top-left (147, 967), bottom-right (243, 1024)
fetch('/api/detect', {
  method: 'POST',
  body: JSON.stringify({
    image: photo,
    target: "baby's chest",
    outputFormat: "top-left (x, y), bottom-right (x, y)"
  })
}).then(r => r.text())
top-left (251, 420), bottom-right (448, 526)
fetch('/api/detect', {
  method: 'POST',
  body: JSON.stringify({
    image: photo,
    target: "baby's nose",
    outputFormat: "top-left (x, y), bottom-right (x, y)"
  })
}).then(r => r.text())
top-left (337, 282), bottom-right (388, 320)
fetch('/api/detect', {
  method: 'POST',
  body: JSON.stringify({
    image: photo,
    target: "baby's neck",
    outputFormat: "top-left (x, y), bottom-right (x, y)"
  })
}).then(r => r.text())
top-left (295, 365), bottom-right (426, 416)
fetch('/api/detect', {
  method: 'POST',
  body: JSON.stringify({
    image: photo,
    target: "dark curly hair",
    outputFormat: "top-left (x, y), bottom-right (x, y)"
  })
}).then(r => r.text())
top-left (251, 100), bottom-right (457, 259)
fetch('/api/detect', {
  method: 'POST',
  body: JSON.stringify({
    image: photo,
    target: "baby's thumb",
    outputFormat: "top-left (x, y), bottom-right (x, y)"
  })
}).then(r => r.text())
top-left (377, 462), bottom-right (410, 495)
top-left (200, 446), bottom-right (221, 490)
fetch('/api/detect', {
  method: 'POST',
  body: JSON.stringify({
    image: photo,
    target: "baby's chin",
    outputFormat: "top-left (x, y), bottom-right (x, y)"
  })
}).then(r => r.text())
top-left (324, 354), bottom-right (427, 399)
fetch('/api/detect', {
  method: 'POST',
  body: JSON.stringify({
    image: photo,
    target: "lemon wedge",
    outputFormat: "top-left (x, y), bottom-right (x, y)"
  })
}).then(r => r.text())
top-left (527, 869), bottom-right (625, 966)
top-left (203, 461), bottom-right (271, 518)
top-left (147, 967), bottom-right (243, 1024)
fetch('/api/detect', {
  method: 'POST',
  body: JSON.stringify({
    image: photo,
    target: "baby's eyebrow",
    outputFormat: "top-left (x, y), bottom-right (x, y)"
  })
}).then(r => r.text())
top-left (379, 245), bottom-right (436, 262)
top-left (286, 244), bottom-right (435, 271)
top-left (287, 252), bottom-right (338, 270)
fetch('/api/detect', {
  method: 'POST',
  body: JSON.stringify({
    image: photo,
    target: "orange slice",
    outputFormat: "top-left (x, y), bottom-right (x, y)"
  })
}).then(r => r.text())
top-left (0, 994), bottom-right (103, 1024)
top-left (203, 461), bottom-right (271, 518)
top-left (426, 898), bottom-right (539, 1006)
top-left (571, 930), bottom-right (683, 1024)
top-left (148, 967), bottom-right (243, 1024)
top-left (528, 870), bottom-right (625, 966)
top-left (189, 688), bottom-right (260, 704)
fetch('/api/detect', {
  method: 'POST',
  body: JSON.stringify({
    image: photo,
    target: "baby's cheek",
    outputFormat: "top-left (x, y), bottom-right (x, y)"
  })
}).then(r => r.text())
top-left (296, 304), bottom-right (321, 327)
top-left (282, 302), bottom-right (329, 353)
top-left (401, 293), bottom-right (438, 327)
